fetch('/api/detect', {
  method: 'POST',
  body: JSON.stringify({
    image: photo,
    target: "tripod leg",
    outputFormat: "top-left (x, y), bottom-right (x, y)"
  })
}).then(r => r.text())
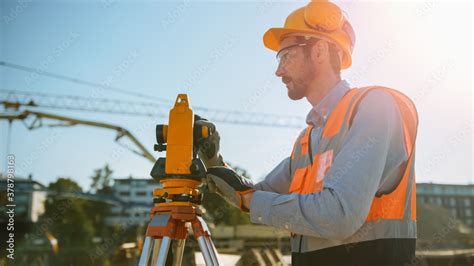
top-left (197, 236), bottom-right (220, 266)
top-left (171, 239), bottom-right (186, 266)
top-left (204, 236), bottom-right (219, 263)
top-left (197, 236), bottom-right (215, 265)
top-left (138, 236), bottom-right (154, 266)
top-left (155, 236), bottom-right (171, 266)
top-left (151, 238), bottom-right (163, 266)
top-left (193, 217), bottom-right (220, 265)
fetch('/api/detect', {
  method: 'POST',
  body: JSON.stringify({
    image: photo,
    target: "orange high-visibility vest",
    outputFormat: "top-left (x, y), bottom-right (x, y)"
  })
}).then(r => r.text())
top-left (289, 87), bottom-right (418, 223)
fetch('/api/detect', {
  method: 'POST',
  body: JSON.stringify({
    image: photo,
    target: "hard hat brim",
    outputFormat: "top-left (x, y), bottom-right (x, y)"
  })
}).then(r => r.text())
top-left (263, 27), bottom-right (352, 69)
top-left (263, 27), bottom-right (318, 52)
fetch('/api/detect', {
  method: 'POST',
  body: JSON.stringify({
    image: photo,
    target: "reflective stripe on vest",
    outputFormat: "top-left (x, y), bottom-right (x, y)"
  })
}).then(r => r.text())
top-left (289, 87), bottom-right (418, 223)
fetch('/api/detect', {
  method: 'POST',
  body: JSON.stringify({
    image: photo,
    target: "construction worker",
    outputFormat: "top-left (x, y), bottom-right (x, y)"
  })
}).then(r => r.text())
top-left (199, 1), bottom-right (418, 265)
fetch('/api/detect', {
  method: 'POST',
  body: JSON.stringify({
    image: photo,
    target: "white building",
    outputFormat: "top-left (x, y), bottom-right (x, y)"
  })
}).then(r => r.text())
top-left (106, 177), bottom-right (161, 227)
top-left (0, 175), bottom-right (47, 223)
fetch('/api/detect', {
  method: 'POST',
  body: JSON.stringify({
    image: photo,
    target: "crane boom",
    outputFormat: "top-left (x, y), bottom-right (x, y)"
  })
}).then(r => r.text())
top-left (1, 90), bottom-right (304, 128)
top-left (0, 109), bottom-right (156, 163)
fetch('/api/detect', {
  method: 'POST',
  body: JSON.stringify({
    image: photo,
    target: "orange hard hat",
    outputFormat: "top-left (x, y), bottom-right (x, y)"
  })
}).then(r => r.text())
top-left (263, 0), bottom-right (355, 69)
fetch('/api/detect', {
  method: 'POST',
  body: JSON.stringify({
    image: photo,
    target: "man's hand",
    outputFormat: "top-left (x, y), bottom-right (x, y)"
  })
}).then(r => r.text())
top-left (206, 166), bottom-right (256, 212)
top-left (195, 115), bottom-right (225, 168)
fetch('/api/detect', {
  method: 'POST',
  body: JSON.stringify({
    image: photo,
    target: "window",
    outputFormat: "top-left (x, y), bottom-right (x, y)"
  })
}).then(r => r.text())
top-left (119, 191), bottom-right (130, 196)
top-left (464, 198), bottom-right (471, 207)
top-left (136, 191), bottom-right (147, 196)
top-left (443, 198), bottom-right (450, 206)
top-left (133, 181), bottom-right (147, 187)
top-left (466, 209), bottom-right (472, 217)
top-left (450, 197), bottom-right (456, 207)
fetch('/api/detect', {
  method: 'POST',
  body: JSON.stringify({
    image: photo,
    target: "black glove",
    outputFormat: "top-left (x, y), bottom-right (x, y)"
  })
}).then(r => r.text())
top-left (194, 115), bottom-right (224, 168)
top-left (206, 166), bottom-right (256, 212)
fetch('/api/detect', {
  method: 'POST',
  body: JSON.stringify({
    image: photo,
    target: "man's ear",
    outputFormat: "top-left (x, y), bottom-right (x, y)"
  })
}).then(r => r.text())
top-left (311, 40), bottom-right (329, 63)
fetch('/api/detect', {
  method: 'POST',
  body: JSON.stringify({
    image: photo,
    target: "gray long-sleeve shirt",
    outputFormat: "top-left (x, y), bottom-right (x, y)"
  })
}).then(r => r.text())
top-left (249, 80), bottom-right (407, 241)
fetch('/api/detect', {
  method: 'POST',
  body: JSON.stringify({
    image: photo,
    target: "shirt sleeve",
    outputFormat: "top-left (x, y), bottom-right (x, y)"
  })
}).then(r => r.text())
top-left (249, 90), bottom-right (408, 240)
top-left (255, 157), bottom-right (292, 194)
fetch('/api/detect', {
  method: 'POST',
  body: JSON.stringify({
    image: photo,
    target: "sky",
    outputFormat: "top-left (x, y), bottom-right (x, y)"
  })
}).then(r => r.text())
top-left (0, 0), bottom-right (472, 190)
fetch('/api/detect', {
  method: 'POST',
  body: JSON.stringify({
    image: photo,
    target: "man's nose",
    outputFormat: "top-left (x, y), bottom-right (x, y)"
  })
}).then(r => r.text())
top-left (275, 62), bottom-right (286, 77)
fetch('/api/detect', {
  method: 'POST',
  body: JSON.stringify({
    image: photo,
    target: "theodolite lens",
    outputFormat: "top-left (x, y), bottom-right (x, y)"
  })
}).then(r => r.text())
top-left (156, 124), bottom-right (167, 144)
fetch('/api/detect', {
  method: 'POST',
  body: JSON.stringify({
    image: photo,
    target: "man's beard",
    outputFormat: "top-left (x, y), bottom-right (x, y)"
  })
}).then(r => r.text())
top-left (287, 78), bottom-right (307, 100)
top-left (286, 58), bottom-right (317, 100)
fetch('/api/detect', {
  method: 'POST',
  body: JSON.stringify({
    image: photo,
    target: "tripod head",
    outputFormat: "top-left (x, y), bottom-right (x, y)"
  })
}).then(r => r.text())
top-left (150, 94), bottom-right (213, 206)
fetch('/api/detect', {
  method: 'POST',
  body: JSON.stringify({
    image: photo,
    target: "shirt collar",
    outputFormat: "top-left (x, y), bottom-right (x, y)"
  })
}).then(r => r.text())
top-left (306, 80), bottom-right (351, 127)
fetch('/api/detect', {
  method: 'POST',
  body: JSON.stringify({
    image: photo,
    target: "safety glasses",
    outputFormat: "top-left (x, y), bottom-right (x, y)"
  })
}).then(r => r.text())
top-left (276, 43), bottom-right (308, 65)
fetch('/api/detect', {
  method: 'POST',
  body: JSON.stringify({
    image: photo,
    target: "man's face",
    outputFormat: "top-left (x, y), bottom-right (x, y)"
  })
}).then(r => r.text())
top-left (275, 36), bottom-right (317, 100)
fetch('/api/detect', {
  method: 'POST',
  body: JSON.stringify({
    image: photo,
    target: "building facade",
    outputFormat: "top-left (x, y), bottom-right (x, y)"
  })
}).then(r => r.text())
top-left (105, 177), bottom-right (161, 227)
top-left (0, 175), bottom-right (47, 223)
top-left (417, 183), bottom-right (474, 227)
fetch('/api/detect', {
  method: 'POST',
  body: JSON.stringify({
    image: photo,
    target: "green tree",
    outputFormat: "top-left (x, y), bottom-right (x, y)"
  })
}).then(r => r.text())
top-left (90, 164), bottom-right (114, 194)
top-left (86, 165), bottom-right (115, 237)
top-left (43, 178), bottom-right (96, 265)
top-left (49, 177), bottom-right (83, 193)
